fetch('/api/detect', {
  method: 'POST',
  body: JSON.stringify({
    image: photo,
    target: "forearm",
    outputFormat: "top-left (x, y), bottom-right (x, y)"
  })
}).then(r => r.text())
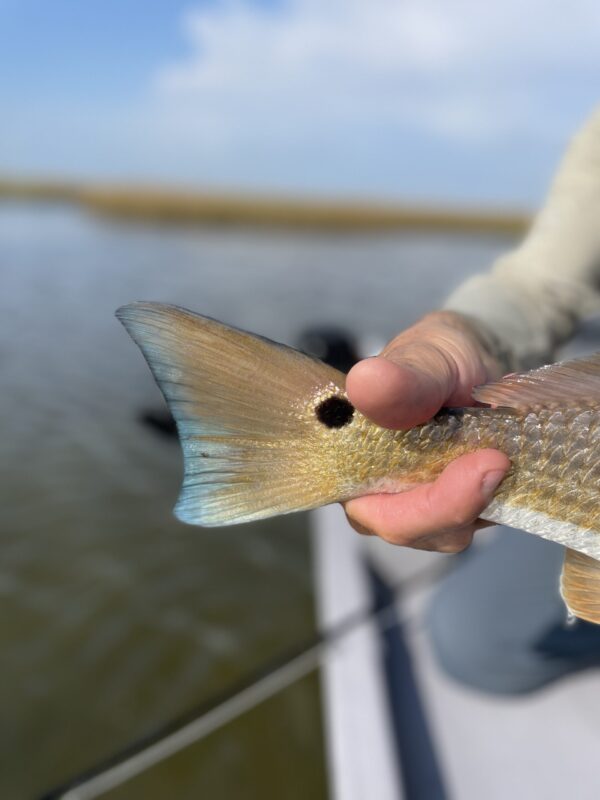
top-left (445, 107), bottom-right (600, 370)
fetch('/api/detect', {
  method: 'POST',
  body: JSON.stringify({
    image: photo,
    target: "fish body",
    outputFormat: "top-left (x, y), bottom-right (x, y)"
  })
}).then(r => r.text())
top-left (117, 302), bottom-right (600, 623)
top-left (360, 404), bottom-right (600, 559)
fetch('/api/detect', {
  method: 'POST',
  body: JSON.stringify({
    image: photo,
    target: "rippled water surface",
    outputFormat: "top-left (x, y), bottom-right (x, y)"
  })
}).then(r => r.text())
top-left (0, 203), bottom-right (513, 799)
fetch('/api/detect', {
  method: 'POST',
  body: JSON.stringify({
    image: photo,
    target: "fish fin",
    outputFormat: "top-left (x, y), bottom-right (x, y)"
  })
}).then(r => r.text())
top-left (117, 302), bottom-right (347, 525)
top-left (473, 352), bottom-right (600, 409)
top-left (480, 498), bottom-right (600, 561)
top-left (561, 548), bottom-right (600, 624)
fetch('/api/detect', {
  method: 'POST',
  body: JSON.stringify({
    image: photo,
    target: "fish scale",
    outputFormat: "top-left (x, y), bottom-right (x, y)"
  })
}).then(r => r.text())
top-left (338, 406), bottom-right (599, 533)
top-left (118, 302), bottom-right (600, 624)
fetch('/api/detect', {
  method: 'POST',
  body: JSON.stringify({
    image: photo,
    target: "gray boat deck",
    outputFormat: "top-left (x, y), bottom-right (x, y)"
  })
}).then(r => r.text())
top-left (314, 505), bottom-right (600, 800)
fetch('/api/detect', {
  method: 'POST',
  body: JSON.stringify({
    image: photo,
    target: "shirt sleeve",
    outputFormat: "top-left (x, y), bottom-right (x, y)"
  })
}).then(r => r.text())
top-left (444, 107), bottom-right (600, 371)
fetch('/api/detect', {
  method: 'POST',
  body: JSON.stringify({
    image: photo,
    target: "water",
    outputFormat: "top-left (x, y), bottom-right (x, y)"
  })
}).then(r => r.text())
top-left (0, 202), bottom-right (514, 799)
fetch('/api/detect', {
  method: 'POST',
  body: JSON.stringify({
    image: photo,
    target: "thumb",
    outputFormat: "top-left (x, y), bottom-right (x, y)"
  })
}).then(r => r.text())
top-left (346, 351), bottom-right (454, 429)
top-left (346, 311), bottom-right (497, 430)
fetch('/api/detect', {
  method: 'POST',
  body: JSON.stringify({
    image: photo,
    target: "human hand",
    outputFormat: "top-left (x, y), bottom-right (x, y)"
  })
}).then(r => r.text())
top-left (344, 311), bottom-right (511, 553)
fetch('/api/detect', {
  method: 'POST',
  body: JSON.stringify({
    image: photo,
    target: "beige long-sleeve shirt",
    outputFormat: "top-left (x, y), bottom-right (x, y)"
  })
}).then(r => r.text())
top-left (445, 108), bottom-right (600, 371)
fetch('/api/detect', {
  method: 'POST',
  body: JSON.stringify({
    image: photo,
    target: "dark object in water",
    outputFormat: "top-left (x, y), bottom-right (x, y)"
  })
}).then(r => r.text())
top-left (139, 409), bottom-right (177, 438)
top-left (297, 326), bottom-right (359, 372)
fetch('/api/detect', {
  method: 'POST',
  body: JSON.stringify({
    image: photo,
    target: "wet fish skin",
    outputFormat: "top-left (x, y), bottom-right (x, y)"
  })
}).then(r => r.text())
top-left (387, 405), bottom-right (600, 543)
top-left (117, 302), bottom-right (600, 623)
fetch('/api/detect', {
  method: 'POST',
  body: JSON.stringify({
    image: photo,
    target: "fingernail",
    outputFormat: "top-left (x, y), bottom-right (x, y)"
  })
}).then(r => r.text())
top-left (481, 469), bottom-right (505, 497)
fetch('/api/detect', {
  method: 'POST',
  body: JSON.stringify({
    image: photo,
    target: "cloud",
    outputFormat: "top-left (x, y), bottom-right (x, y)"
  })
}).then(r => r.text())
top-left (156, 0), bottom-right (600, 146)
top-left (4, 0), bottom-right (599, 203)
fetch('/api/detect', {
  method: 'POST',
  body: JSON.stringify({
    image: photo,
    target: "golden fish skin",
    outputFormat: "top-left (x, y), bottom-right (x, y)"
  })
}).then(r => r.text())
top-left (117, 302), bottom-right (600, 623)
top-left (330, 404), bottom-right (600, 551)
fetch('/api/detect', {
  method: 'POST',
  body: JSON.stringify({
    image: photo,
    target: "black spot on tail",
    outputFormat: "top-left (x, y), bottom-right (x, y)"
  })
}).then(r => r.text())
top-left (316, 396), bottom-right (354, 428)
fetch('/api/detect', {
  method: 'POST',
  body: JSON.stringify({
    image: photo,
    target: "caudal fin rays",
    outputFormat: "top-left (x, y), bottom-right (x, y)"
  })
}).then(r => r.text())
top-left (117, 302), bottom-right (346, 525)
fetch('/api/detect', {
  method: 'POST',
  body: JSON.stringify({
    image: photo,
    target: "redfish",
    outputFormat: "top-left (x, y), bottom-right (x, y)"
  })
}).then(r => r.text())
top-left (117, 302), bottom-right (600, 624)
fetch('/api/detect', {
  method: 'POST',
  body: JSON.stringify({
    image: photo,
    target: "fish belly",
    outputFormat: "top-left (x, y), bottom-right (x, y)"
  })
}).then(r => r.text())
top-left (471, 406), bottom-right (600, 560)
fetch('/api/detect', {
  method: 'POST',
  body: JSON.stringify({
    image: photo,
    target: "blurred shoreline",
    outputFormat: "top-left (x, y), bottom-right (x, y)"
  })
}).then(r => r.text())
top-left (0, 176), bottom-right (529, 235)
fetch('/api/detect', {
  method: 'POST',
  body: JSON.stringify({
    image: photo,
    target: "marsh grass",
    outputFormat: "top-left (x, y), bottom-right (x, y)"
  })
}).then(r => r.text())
top-left (0, 177), bottom-right (529, 234)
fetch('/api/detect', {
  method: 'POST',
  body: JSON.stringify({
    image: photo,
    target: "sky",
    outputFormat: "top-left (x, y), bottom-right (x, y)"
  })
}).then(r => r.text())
top-left (2, 0), bottom-right (600, 207)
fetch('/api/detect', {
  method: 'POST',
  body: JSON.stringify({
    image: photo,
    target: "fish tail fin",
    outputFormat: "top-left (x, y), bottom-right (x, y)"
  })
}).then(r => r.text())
top-left (117, 302), bottom-right (350, 526)
top-left (561, 548), bottom-right (600, 624)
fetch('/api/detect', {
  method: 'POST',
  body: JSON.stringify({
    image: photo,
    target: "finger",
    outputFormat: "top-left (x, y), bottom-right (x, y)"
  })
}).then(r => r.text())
top-left (346, 312), bottom-right (500, 430)
top-left (344, 508), bottom-right (479, 553)
top-left (346, 355), bottom-right (450, 429)
top-left (344, 449), bottom-right (509, 548)
top-left (412, 523), bottom-right (478, 554)
top-left (345, 515), bottom-right (487, 551)
top-left (345, 516), bottom-right (376, 536)
top-left (411, 520), bottom-right (496, 553)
